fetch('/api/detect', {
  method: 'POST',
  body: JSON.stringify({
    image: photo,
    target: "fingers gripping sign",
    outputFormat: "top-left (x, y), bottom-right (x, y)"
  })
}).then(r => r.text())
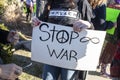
top-left (73, 19), bottom-right (91, 32)
top-left (32, 17), bottom-right (41, 27)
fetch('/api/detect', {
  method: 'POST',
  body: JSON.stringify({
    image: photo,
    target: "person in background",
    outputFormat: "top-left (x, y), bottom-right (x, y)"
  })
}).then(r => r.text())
top-left (32, 0), bottom-right (116, 80)
top-left (98, 39), bottom-right (117, 78)
top-left (107, 0), bottom-right (120, 9)
top-left (96, 0), bottom-right (118, 78)
top-left (26, 0), bottom-right (34, 21)
top-left (114, 0), bottom-right (120, 9)
top-left (110, 13), bottom-right (120, 80)
top-left (35, 0), bottom-right (42, 17)
top-left (0, 29), bottom-right (22, 80)
top-left (30, 0), bottom-right (36, 16)
top-left (35, 0), bottom-right (40, 17)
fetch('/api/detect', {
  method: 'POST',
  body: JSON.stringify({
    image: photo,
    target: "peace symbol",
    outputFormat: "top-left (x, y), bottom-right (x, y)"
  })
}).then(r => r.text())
top-left (56, 30), bottom-right (69, 43)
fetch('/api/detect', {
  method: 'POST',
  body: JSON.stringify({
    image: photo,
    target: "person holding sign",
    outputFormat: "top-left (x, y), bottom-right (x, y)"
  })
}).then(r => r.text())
top-left (32, 0), bottom-right (116, 80)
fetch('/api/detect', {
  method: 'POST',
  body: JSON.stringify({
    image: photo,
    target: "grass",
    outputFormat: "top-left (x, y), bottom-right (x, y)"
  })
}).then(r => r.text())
top-left (12, 50), bottom-right (43, 80)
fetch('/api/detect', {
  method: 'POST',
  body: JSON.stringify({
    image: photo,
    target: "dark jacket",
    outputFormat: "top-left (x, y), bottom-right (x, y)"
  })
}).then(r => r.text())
top-left (0, 29), bottom-right (9, 44)
top-left (92, 4), bottom-right (114, 30)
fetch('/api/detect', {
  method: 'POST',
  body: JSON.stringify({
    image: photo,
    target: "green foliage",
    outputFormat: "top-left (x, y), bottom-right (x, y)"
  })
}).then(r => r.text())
top-left (0, 8), bottom-right (4, 15)
top-left (0, 43), bottom-right (14, 63)
top-left (0, 23), bottom-right (9, 31)
top-left (0, 0), bottom-right (6, 7)
top-left (0, 0), bottom-right (19, 15)
top-left (0, 0), bottom-right (5, 15)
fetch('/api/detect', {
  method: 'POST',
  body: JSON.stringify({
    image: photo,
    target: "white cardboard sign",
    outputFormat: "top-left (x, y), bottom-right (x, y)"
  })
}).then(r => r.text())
top-left (31, 21), bottom-right (106, 71)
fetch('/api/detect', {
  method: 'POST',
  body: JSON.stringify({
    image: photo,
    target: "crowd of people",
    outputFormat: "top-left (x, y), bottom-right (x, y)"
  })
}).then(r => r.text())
top-left (0, 0), bottom-right (120, 80)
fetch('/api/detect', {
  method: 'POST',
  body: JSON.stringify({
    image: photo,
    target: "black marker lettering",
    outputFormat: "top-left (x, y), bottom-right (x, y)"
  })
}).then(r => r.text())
top-left (47, 45), bottom-right (64, 59)
top-left (50, 26), bottom-right (59, 42)
top-left (69, 50), bottom-right (77, 62)
top-left (69, 31), bottom-right (79, 44)
top-left (39, 23), bottom-right (50, 41)
top-left (60, 50), bottom-right (68, 60)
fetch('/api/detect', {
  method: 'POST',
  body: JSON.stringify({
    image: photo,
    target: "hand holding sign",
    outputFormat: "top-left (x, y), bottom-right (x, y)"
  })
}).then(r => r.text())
top-left (32, 16), bottom-right (41, 27)
top-left (73, 20), bottom-right (92, 32)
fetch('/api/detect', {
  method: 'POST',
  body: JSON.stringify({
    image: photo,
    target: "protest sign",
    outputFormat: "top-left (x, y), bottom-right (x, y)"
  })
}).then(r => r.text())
top-left (31, 21), bottom-right (106, 71)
